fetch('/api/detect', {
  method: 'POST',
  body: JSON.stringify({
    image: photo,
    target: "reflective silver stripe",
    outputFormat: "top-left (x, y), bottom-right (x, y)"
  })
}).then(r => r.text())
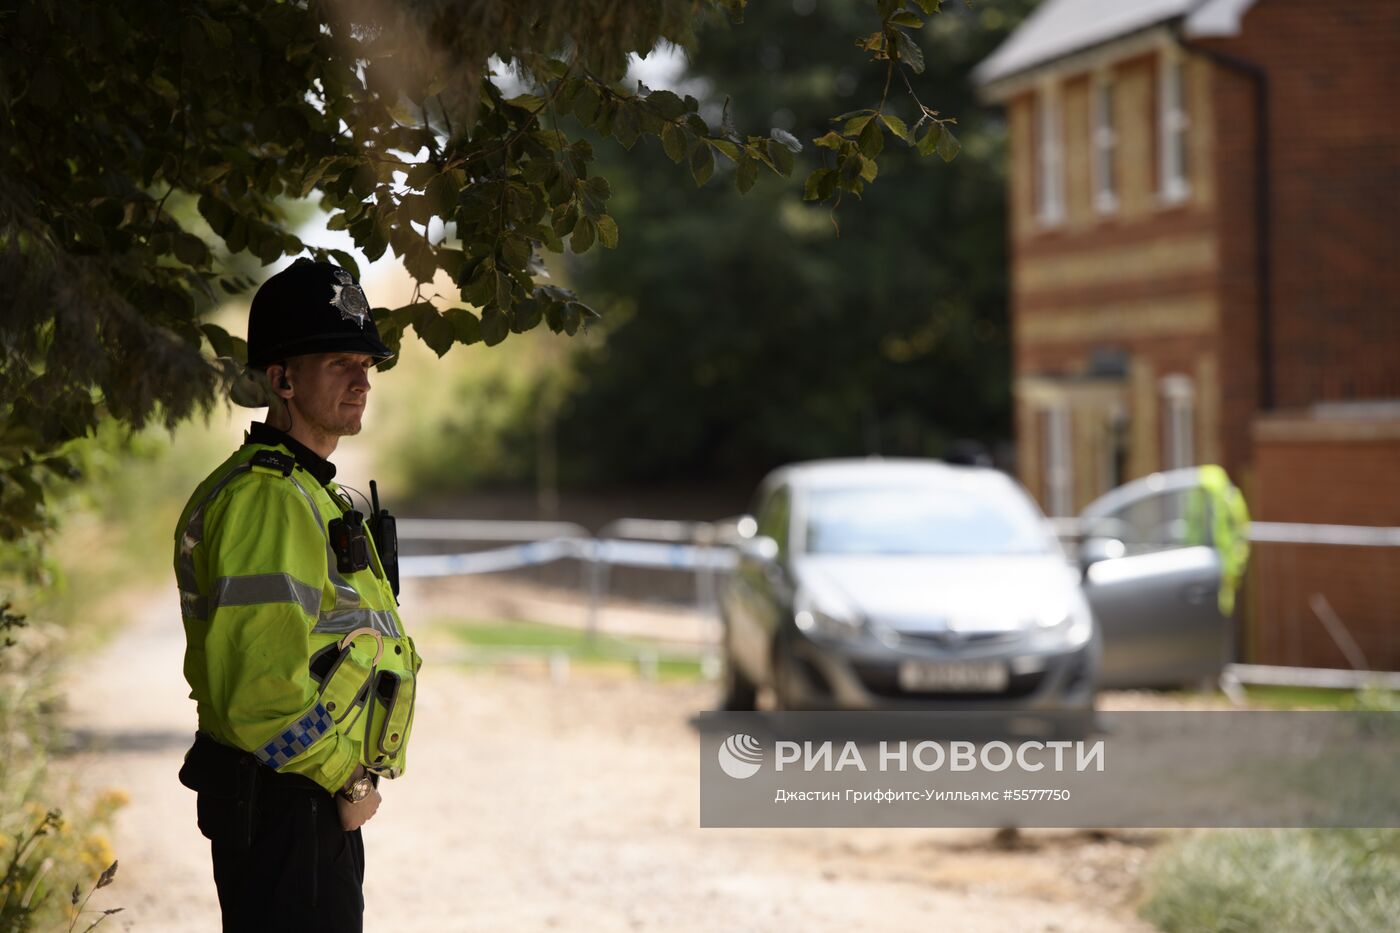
top-left (312, 608), bottom-right (401, 639)
top-left (209, 573), bottom-right (322, 616)
top-left (285, 473), bottom-right (328, 533)
top-left (178, 464), bottom-right (256, 620)
top-left (328, 571), bottom-right (361, 613)
top-left (288, 472), bottom-right (360, 612)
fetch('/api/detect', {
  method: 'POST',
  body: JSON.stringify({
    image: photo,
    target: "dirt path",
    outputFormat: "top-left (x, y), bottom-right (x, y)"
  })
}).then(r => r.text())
top-left (58, 581), bottom-right (1162, 932)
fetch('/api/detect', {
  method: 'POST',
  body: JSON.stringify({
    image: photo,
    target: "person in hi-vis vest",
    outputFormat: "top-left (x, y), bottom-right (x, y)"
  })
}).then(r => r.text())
top-left (174, 259), bottom-right (419, 932)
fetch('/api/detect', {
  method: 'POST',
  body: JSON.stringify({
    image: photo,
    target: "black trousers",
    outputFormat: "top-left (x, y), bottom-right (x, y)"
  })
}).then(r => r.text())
top-left (201, 786), bottom-right (365, 933)
top-left (182, 734), bottom-right (365, 932)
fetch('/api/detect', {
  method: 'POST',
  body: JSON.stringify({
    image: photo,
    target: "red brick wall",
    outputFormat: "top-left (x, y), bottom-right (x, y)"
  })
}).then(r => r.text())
top-left (1204, 0), bottom-right (1400, 416)
top-left (1250, 427), bottom-right (1400, 670)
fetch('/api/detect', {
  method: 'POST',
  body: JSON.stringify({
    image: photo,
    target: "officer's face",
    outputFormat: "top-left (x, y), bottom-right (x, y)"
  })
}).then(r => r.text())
top-left (284, 352), bottom-right (375, 438)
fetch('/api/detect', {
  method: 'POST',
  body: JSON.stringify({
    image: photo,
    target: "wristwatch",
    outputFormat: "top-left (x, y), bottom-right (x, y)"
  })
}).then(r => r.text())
top-left (340, 772), bottom-right (374, 803)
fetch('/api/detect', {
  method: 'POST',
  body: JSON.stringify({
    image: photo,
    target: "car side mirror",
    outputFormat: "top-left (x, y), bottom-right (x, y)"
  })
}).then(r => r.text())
top-left (738, 535), bottom-right (779, 564)
top-left (1078, 536), bottom-right (1126, 576)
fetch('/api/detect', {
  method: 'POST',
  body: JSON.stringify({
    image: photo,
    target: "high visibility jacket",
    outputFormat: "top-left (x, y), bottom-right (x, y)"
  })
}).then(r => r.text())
top-left (1184, 464), bottom-right (1252, 616)
top-left (174, 440), bottom-right (420, 795)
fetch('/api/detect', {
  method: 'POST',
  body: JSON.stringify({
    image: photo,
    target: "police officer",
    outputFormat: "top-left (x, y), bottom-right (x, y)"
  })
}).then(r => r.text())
top-left (174, 259), bottom-right (420, 932)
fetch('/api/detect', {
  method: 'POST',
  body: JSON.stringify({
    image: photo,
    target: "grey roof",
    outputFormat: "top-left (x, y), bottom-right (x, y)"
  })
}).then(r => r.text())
top-left (972, 0), bottom-right (1259, 88)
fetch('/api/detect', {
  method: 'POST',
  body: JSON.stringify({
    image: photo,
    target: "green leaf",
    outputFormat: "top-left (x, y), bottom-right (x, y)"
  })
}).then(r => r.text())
top-left (646, 89), bottom-right (685, 120)
top-left (916, 123), bottom-right (941, 157)
top-left (573, 84), bottom-right (600, 124)
top-left (937, 124), bottom-right (960, 162)
top-left (495, 270), bottom-right (513, 310)
top-left (552, 204), bottom-right (579, 237)
top-left (595, 214), bottom-right (619, 249)
top-left (661, 123), bottom-right (686, 164)
top-left (148, 74), bottom-right (179, 101)
top-left (858, 117), bottom-right (884, 158)
top-left (405, 162), bottom-right (437, 189)
top-left (893, 30), bottom-right (926, 74)
top-left (200, 323), bottom-right (246, 363)
top-left (888, 11), bottom-right (924, 28)
top-left (911, 0), bottom-right (942, 13)
top-left (173, 233), bottom-right (209, 266)
top-left (813, 131), bottom-right (845, 151)
top-left (690, 142), bottom-right (714, 186)
top-left (448, 308), bottom-right (481, 345)
top-left (197, 194), bottom-right (234, 236)
top-left (255, 227), bottom-right (282, 265)
top-left (880, 113), bottom-right (911, 143)
top-left (512, 298), bottom-right (543, 332)
top-left (840, 152), bottom-right (864, 184)
top-left (583, 176), bottom-right (611, 201)
top-left (299, 155), bottom-right (346, 198)
top-left (844, 113), bottom-right (875, 137)
top-left (504, 94), bottom-right (546, 112)
top-left (710, 138), bottom-right (741, 162)
top-left (766, 139), bottom-right (795, 176)
top-left (571, 215), bottom-right (596, 252)
top-left (424, 172), bottom-right (458, 213)
top-left (803, 168), bottom-right (833, 201)
top-left (613, 103), bottom-right (641, 149)
top-left (327, 249), bottom-right (361, 280)
top-left (412, 307), bottom-right (455, 357)
top-left (859, 155), bottom-right (878, 183)
top-left (480, 308), bottom-right (509, 346)
top-left (403, 232), bottom-right (434, 280)
top-left (736, 155), bottom-right (758, 194)
top-left (501, 235), bottom-right (531, 271)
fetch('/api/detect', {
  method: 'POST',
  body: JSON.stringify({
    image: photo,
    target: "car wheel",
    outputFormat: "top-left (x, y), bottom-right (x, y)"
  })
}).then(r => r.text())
top-left (718, 617), bottom-right (758, 712)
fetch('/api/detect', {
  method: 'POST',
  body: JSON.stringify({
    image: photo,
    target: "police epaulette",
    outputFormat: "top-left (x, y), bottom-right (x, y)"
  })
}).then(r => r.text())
top-left (250, 449), bottom-right (296, 477)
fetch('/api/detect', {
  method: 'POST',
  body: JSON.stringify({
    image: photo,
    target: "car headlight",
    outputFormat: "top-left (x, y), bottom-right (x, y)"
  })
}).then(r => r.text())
top-left (794, 602), bottom-right (865, 641)
top-left (1033, 606), bottom-right (1072, 629)
top-left (1028, 602), bottom-right (1093, 646)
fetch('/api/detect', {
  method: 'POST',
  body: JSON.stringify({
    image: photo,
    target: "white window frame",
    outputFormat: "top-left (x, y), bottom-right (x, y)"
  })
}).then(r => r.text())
top-left (1042, 403), bottom-right (1073, 517)
top-left (1158, 48), bottom-right (1191, 204)
top-left (1035, 82), bottom-right (1065, 226)
top-left (1160, 374), bottom-right (1195, 470)
top-left (1091, 71), bottom-right (1118, 214)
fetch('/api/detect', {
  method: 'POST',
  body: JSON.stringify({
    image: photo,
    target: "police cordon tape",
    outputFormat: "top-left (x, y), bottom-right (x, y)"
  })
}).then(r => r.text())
top-left (398, 519), bottom-right (1400, 579)
top-left (398, 537), bottom-right (740, 578)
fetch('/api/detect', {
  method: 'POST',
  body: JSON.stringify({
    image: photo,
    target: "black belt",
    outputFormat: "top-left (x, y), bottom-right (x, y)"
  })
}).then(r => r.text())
top-left (179, 731), bottom-right (328, 852)
top-left (179, 730), bottom-right (326, 796)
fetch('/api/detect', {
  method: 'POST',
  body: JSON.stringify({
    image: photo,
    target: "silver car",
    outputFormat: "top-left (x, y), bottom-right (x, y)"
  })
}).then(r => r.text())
top-left (719, 459), bottom-right (1099, 712)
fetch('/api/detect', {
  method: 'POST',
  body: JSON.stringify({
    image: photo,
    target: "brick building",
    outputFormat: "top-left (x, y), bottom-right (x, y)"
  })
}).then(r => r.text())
top-left (974, 0), bottom-right (1400, 669)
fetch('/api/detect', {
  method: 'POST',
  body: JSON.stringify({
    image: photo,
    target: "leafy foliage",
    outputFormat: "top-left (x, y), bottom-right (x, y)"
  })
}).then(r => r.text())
top-left (536, 0), bottom-right (1031, 486)
top-left (0, 0), bottom-right (957, 543)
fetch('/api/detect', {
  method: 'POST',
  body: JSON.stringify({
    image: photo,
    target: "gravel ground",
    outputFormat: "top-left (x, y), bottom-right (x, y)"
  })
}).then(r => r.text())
top-left (56, 580), bottom-right (1168, 932)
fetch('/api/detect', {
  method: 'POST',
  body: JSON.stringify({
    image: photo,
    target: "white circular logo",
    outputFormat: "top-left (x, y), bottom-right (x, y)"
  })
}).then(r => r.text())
top-left (718, 733), bottom-right (764, 779)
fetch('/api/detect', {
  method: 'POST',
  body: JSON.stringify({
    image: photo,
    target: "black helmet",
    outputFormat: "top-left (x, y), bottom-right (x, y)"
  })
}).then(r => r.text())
top-left (246, 258), bottom-right (393, 368)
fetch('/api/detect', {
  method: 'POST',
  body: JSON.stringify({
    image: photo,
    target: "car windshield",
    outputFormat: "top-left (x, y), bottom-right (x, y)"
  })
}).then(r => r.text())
top-left (802, 482), bottom-right (1054, 556)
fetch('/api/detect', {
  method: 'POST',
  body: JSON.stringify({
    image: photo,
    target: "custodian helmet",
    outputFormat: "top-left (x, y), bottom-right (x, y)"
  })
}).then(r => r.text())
top-left (245, 258), bottom-right (393, 368)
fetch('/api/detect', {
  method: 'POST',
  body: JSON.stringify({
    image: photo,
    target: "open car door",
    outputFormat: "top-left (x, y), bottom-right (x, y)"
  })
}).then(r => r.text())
top-left (1076, 467), bottom-right (1246, 689)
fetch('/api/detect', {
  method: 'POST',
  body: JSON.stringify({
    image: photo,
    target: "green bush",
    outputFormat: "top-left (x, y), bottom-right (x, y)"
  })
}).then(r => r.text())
top-left (1141, 829), bottom-right (1400, 933)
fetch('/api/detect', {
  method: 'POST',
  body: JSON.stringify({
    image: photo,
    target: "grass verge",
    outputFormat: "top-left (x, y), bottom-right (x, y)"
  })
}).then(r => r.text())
top-left (448, 618), bottom-right (706, 681)
top-left (1235, 684), bottom-right (1400, 710)
top-left (1140, 829), bottom-right (1400, 932)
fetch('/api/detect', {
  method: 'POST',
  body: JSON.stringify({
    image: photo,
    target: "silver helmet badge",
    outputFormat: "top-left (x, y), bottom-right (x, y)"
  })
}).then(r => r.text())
top-left (329, 269), bottom-right (370, 328)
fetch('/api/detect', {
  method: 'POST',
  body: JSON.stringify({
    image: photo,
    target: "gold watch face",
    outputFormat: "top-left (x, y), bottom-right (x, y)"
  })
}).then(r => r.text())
top-left (346, 777), bottom-right (372, 802)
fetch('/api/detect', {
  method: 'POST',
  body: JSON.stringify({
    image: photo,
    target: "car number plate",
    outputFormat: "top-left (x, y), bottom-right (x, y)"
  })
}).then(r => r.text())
top-left (897, 660), bottom-right (1009, 692)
